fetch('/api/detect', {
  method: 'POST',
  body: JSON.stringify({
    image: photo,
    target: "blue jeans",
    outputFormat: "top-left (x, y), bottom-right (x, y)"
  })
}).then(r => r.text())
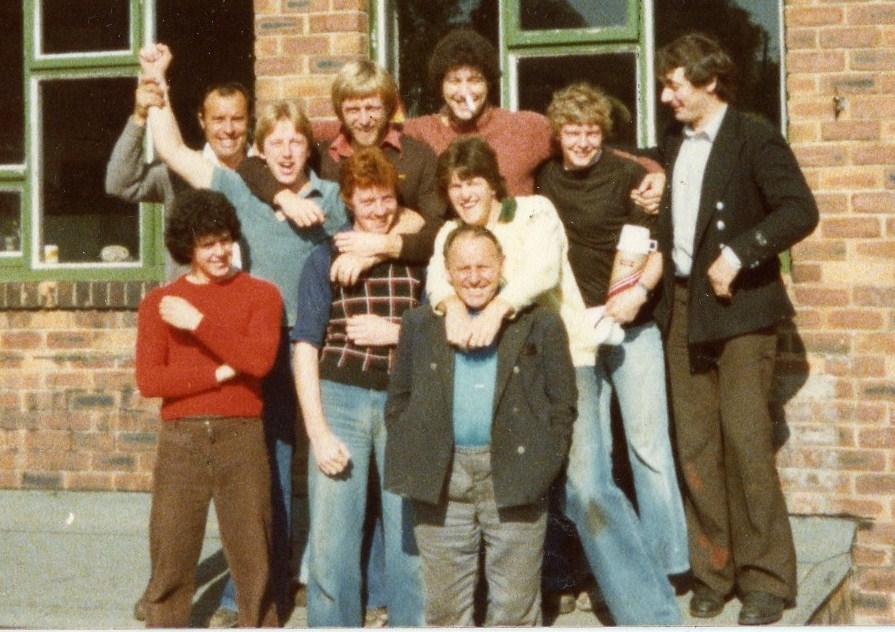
top-left (562, 365), bottom-right (681, 624)
top-left (219, 332), bottom-right (296, 616)
top-left (594, 321), bottom-right (688, 575)
top-left (306, 380), bottom-right (423, 627)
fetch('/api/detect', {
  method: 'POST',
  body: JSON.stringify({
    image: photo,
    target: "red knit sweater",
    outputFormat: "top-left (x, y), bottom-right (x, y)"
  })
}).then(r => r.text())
top-left (136, 272), bottom-right (283, 421)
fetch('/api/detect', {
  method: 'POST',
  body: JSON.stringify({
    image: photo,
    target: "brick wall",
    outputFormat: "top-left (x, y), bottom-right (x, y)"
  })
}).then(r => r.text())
top-left (782, 0), bottom-right (895, 623)
top-left (2, 0), bottom-right (894, 624)
top-left (0, 283), bottom-right (160, 492)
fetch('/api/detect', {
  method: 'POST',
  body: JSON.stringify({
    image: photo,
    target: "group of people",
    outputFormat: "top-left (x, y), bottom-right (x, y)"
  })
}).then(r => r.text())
top-left (115, 27), bottom-right (818, 629)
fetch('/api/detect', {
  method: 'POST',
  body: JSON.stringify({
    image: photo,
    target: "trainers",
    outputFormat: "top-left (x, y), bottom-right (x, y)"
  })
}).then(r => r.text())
top-left (364, 606), bottom-right (388, 628)
top-left (209, 607), bottom-right (239, 628)
top-left (133, 597), bottom-right (147, 622)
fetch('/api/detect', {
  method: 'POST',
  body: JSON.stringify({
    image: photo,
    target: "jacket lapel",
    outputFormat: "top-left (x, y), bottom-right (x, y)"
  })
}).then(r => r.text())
top-left (693, 108), bottom-right (742, 248)
top-left (428, 314), bottom-right (455, 409)
top-left (492, 313), bottom-right (534, 412)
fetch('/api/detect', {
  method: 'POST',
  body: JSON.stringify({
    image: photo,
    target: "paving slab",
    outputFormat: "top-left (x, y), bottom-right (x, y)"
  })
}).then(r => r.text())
top-left (0, 490), bottom-right (855, 628)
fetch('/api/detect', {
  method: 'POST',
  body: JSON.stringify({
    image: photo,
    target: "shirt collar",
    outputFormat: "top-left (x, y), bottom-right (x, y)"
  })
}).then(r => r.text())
top-left (201, 143), bottom-right (254, 167)
top-left (684, 103), bottom-right (728, 141)
top-left (301, 169), bottom-right (326, 199)
top-left (328, 124), bottom-right (403, 161)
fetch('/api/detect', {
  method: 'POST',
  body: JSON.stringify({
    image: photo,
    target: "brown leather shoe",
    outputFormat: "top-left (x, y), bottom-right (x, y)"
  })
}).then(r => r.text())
top-left (133, 597), bottom-right (147, 622)
top-left (738, 591), bottom-right (784, 625)
top-left (689, 583), bottom-right (724, 618)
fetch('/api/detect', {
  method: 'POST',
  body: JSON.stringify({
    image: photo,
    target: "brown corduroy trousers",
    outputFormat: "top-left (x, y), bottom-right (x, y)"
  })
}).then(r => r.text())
top-left (665, 283), bottom-right (797, 601)
top-left (145, 416), bottom-right (278, 628)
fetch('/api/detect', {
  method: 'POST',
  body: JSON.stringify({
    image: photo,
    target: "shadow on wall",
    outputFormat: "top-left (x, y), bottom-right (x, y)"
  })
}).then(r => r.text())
top-left (772, 318), bottom-right (809, 452)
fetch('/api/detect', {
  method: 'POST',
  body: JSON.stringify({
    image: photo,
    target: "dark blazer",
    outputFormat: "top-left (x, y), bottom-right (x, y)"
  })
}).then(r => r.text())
top-left (384, 305), bottom-right (577, 509)
top-left (653, 107), bottom-right (819, 345)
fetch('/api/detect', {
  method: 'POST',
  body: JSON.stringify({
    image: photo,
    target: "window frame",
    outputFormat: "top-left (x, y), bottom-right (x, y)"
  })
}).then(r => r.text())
top-left (504, 0), bottom-right (640, 47)
top-left (3, 0), bottom-right (163, 282)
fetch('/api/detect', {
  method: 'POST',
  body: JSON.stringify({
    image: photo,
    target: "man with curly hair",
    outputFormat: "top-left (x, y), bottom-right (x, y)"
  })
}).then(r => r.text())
top-left (135, 189), bottom-right (282, 627)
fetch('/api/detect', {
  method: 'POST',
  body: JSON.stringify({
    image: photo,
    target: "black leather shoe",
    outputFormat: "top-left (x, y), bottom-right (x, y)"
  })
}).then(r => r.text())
top-left (738, 591), bottom-right (784, 625)
top-left (689, 583), bottom-right (724, 618)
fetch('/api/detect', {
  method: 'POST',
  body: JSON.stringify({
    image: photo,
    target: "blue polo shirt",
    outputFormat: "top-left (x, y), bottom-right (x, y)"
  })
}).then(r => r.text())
top-left (212, 167), bottom-right (347, 327)
top-left (452, 342), bottom-right (498, 447)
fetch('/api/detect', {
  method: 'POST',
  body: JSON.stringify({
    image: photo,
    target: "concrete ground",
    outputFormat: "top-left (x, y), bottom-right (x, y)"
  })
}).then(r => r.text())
top-left (0, 490), bottom-right (854, 628)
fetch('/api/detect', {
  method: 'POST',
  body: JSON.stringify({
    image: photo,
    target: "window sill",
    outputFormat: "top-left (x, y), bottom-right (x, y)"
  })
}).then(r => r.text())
top-left (0, 280), bottom-right (161, 311)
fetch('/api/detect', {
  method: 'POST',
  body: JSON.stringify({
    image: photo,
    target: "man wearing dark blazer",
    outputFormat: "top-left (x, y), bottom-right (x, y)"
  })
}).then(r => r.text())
top-left (384, 225), bottom-right (578, 626)
top-left (651, 33), bottom-right (819, 625)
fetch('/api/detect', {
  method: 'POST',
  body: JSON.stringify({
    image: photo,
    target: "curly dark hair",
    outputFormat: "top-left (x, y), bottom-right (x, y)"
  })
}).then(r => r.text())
top-left (436, 136), bottom-right (507, 204)
top-left (656, 32), bottom-right (737, 103)
top-left (165, 189), bottom-right (242, 265)
top-left (428, 29), bottom-right (501, 104)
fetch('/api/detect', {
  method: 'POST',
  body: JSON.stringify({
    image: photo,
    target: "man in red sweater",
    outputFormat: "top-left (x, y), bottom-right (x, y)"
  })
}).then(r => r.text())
top-left (135, 189), bottom-right (282, 628)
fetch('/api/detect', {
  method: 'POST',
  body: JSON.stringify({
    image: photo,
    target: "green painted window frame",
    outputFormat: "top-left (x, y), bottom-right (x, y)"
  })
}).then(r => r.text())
top-left (504, 0), bottom-right (640, 47)
top-left (2, 0), bottom-right (163, 282)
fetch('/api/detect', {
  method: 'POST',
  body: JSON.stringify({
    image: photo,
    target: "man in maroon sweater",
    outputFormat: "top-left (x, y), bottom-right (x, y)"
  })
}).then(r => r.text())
top-left (136, 189), bottom-right (282, 628)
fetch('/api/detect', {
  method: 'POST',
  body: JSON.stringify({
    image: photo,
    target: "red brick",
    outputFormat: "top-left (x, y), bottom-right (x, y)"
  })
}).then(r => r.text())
top-left (853, 192), bottom-right (895, 214)
top-left (91, 453), bottom-right (137, 472)
top-left (820, 27), bottom-right (880, 49)
top-left (113, 473), bottom-right (152, 492)
top-left (821, 73), bottom-right (879, 95)
top-left (1, 331), bottom-right (42, 349)
top-left (786, 28), bottom-right (818, 50)
top-left (787, 51), bottom-right (845, 73)
top-left (848, 4), bottom-right (895, 25)
top-left (853, 144), bottom-right (895, 165)
top-left (791, 240), bottom-right (847, 261)
top-left (820, 168), bottom-right (880, 190)
top-left (852, 545), bottom-right (889, 567)
top-left (787, 6), bottom-right (843, 26)
top-left (332, 0), bottom-right (365, 9)
top-left (72, 312), bottom-right (120, 329)
top-left (790, 263), bottom-right (822, 284)
top-left (859, 381), bottom-right (895, 401)
top-left (852, 48), bottom-right (895, 70)
top-left (793, 287), bottom-right (850, 307)
top-left (815, 192), bottom-right (849, 214)
top-left (283, 0), bottom-right (328, 12)
top-left (25, 450), bottom-right (89, 472)
top-left (821, 120), bottom-right (880, 141)
top-left (851, 95), bottom-right (895, 119)
top-left (855, 333), bottom-right (895, 355)
top-left (794, 145), bottom-right (847, 168)
top-left (282, 35), bottom-right (329, 56)
top-left (856, 241), bottom-right (895, 259)
top-left (788, 122), bottom-right (819, 143)
top-left (308, 13), bottom-right (367, 34)
top-left (62, 471), bottom-right (115, 491)
top-left (856, 474), bottom-right (895, 495)
top-left (779, 468), bottom-right (850, 493)
top-left (821, 217), bottom-right (881, 239)
top-left (858, 569), bottom-right (895, 593)
top-left (858, 522), bottom-right (895, 547)
top-left (0, 372), bottom-right (40, 389)
top-left (71, 431), bottom-right (114, 451)
top-left (256, 17), bottom-right (303, 35)
top-left (46, 331), bottom-right (95, 349)
top-left (24, 430), bottom-right (71, 451)
top-left (853, 286), bottom-right (895, 307)
top-left (254, 36), bottom-right (279, 58)
top-left (787, 75), bottom-right (816, 95)
top-left (888, 218), bottom-right (895, 235)
top-left (45, 372), bottom-right (91, 389)
top-left (828, 309), bottom-right (884, 330)
top-left (255, 56), bottom-right (305, 76)
top-left (858, 428), bottom-right (895, 450)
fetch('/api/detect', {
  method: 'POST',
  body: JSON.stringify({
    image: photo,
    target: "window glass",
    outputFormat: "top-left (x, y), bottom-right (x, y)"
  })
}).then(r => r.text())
top-left (394, 0), bottom-right (498, 117)
top-left (0, 2), bottom-right (24, 164)
top-left (40, 0), bottom-right (130, 55)
top-left (516, 52), bottom-right (639, 147)
top-left (156, 0), bottom-right (255, 148)
top-left (520, 0), bottom-right (627, 31)
top-left (0, 192), bottom-right (22, 255)
top-left (654, 0), bottom-right (781, 134)
top-left (40, 77), bottom-right (139, 264)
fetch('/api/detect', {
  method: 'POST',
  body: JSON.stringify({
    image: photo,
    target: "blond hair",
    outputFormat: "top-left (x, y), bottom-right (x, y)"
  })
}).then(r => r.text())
top-left (254, 101), bottom-right (314, 149)
top-left (546, 82), bottom-right (618, 138)
top-left (331, 60), bottom-right (398, 123)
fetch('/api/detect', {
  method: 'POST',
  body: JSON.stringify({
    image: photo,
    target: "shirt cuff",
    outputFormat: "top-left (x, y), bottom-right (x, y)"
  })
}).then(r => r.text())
top-left (721, 245), bottom-right (742, 269)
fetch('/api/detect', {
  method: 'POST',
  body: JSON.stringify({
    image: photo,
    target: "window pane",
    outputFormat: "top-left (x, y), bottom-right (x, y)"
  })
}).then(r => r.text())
top-left (40, 77), bottom-right (139, 264)
top-left (395, 0), bottom-right (498, 117)
top-left (517, 52), bottom-right (639, 147)
top-left (41, 0), bottom-right (129, 54)
top-left (0, 192), bottom-right (22, 255)
top-left (156, 0), bottom-right (255, 148)
top-left (654, 0), bottom-right (781, 133)
top-left (0, 2), bottom-right (24, 164)
top-left (520, 0), bottom-right (628, 31)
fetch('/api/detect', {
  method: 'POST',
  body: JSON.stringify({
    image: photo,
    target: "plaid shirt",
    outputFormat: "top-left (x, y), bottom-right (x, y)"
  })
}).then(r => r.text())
top-left (319, 261), bottom-right (424, 391)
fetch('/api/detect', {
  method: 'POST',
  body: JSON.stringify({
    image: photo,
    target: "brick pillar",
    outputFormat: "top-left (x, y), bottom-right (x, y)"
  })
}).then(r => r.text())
top-left (781, 0), bottom-right (895, 623)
